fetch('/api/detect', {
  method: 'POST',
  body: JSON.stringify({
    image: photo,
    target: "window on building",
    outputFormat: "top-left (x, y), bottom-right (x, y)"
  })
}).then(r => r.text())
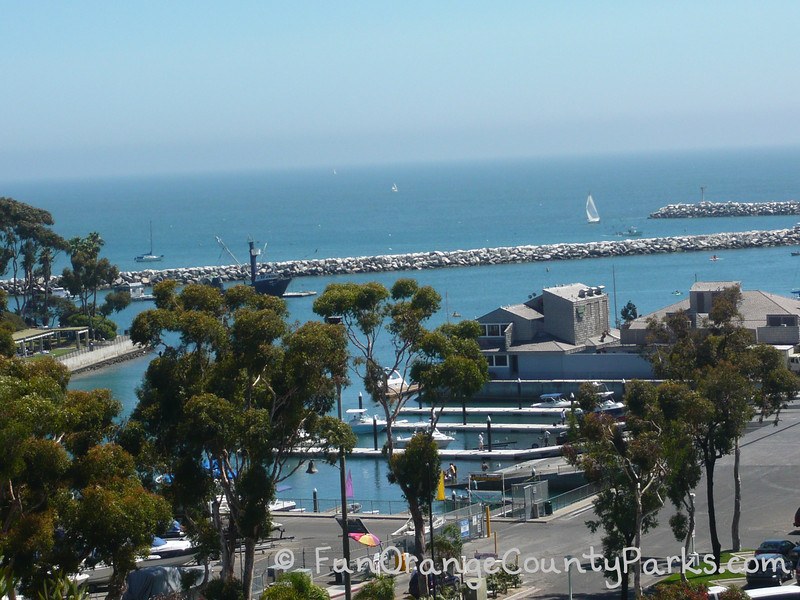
top-left (485, 354), bottom-right (509, 367)
top-left (767, 315), bottom-right (799, 327)
top-left (480, 323), bottom-right (508, 337)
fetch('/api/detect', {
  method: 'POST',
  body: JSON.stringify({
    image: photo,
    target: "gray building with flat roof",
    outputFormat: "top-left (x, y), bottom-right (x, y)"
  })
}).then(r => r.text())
top-left (476, 283), bottom-right (652, 380)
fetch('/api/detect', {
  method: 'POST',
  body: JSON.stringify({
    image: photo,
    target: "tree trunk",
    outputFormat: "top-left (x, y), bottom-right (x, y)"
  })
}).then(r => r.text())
top-left (682, 494), bottom-right (696, 583)
top-left (705, 456), bottom-right (721, 568)
top-left (384, 403), bottom-right (394, 456)
top-left (242, 537), bottom-right (256, 600)
top-left (731, 436), bottom-right (742, 551)
top-left (106, 562), bottom-right (129, 600)
top-left (410, 502), bottom-right (427, 561)
top-left (633, 486), bottom-right (643, 599)
top-left (211, 499), bottom-right (235, 580)
top-left (619, 568), bottom-right (629, 600)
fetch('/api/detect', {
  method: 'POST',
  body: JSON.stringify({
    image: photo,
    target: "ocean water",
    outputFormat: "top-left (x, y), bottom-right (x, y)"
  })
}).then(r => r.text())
top-left (8, 146), bottom-right (800, 509)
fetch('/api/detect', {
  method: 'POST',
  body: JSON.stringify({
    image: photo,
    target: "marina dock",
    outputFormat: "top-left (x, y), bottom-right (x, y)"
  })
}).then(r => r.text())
top-left (392, 422), bottom-right (567, 432)
top-left (398, 406), bottom-right (570, 418)
top-left (290, 445), bottom-right (564, 461)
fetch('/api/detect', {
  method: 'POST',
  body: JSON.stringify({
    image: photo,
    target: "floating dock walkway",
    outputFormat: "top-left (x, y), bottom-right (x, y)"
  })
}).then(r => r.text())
top-left (398, 406), bottom-right (569, 417)
top-left (391, 422), bottom-right (567, 433)
top-left (290, 445), bottom-right (564, 461)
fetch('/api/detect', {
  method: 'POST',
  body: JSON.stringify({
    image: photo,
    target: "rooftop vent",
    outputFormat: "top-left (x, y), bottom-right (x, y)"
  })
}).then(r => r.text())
top-left (578, 289), bottom-right (586, 298)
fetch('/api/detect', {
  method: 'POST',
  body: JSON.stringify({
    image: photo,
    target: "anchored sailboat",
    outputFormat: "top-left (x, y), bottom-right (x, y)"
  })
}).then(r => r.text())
top-left (134, 221), bottom-right (164, 263)
top-left (586, 194), bottom-right (600, 223)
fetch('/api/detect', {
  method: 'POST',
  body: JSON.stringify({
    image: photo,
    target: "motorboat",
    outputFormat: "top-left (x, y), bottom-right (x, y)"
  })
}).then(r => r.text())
top-left (589, 381), bottom-right (615, 401)
top-left (346, 408), bottom-right (378, 433)
top-left (345, 409), bottom-right (428, 434)
top-left (80, 537), bottom-right (197, 586)
top-left (614, 226), bottom-right (643, 237)
top-left (391, 516), bottom-right (445, 537)
top-left (395, 428), bottom-right (455, 450)
top-left (593, 399), bottom-right (626, 418)
top-left (385, 368), bottom-right (406, 393)
top-left (531, 393), bottom-right (575, 409)
top-left (214, 494), bottom-right (296, 515)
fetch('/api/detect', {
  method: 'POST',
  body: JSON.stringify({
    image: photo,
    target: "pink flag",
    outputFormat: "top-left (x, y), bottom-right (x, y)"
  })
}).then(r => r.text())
top-left (346, 469), bottom-right (354, 498)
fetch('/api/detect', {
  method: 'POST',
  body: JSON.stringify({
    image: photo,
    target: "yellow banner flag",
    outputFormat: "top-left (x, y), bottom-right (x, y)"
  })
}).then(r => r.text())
top-left (436, 470), bottom-right (446, 501)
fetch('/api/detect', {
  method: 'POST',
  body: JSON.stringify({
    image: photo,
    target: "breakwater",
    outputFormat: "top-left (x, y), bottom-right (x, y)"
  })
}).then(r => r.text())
top-left (4, 227), bottom-right (800, 294)
top-left (650, 201), bottom-right (800, 218)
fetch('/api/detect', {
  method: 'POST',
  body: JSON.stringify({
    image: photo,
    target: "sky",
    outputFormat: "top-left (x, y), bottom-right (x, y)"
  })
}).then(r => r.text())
top-left (2, 1), bottom-right (800, 181)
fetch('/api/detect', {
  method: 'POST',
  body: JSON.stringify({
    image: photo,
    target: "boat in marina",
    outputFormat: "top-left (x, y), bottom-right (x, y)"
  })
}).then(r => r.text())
top-left (586, 194), bottom-right (600, 223)
top-left (594, 399), bottom-right (626, 418)
top-left (531, 392), bottom-right (576, 409)
top-left (588, 382), bottom-right (626, 417)
top-left (134, 221), bottom-right (164, 263)
top-left (248, 239), bottom-right (292, 297)
top-left (589, 381), bottom-right (615, 400)
top-left (80, 536), bottom-right (197, 586)
top-left (346, 408), bottom-right (385, 433)
top-left (395, 427), bottom-right (456, 449)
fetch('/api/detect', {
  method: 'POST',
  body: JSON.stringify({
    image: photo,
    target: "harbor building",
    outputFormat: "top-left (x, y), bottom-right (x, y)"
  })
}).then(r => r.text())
top-left (476, 283), bottom-right (651, 381)
top-left (621, 281), bottom-right (800, 372)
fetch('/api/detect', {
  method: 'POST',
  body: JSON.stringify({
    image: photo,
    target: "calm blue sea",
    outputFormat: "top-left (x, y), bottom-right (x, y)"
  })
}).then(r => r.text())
top-left (5, 146), bottom-right (800, 509)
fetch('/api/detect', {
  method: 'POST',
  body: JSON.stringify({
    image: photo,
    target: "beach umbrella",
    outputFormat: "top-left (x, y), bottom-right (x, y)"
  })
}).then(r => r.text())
top-left (349, 532), bottom-right (381, 547)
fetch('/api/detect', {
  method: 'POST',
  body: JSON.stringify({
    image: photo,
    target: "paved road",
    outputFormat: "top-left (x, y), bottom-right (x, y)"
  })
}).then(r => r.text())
top-left (247, 401), bottom-right (800, 599)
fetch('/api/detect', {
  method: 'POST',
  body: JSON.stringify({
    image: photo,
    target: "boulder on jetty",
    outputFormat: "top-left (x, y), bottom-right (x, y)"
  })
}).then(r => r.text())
top-left (4, 227), bottom-right (800, 294)
top-left (650, 201), bottom-right (800, 218)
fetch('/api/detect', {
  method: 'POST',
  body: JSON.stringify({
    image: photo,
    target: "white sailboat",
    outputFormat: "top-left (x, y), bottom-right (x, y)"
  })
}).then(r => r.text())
top-left (586, 194), bottom-right (600, 223)
top-left (391, 183), bottom-right (398, 192)
top-left (134, 221), bottom-right (164, 263)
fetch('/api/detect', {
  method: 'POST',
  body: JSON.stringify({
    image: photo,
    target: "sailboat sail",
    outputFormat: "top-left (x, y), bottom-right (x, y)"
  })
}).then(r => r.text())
top-left (586, 194), bottom-right (600, 223)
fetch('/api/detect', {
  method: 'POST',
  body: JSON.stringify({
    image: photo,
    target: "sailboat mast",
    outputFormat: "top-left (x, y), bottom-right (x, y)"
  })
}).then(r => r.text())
top-left (149, 220), bottom-right (154, 255)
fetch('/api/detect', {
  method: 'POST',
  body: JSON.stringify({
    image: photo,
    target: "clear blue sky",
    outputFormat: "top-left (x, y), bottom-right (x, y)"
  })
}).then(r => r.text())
top-left (2, 1), bottom-right (800, 180)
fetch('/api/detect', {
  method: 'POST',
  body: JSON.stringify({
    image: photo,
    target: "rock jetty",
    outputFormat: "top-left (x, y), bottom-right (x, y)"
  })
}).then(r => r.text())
top-left (4, 227), bottom-right (800, 294)
top-left (650, 201), bottom-right (800, 218)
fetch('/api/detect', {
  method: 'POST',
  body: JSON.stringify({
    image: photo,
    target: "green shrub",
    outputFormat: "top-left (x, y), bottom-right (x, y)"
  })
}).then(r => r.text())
top-left (260, 572), bottom-right (329, 600)
top-left (648, 581), bottom-right (708, 600)
top-left (719, 587), bottom-right (750, 600)
top-left (204, 577), bottom-right (245, 600)
top-left (354, 575), bottom-right (394, 600)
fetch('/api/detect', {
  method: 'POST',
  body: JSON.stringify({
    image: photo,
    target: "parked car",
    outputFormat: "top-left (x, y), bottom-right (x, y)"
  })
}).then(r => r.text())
top-left (794, 506), bottom-right (800, 528)
top-left (756, 540), bottom-right (798, 565)
top-left (746, 554), bottom-right (794, 587)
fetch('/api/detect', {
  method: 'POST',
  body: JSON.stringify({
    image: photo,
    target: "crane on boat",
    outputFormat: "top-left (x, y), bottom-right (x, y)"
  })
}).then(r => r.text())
top-left (215, 236), bottom-right (241, 266)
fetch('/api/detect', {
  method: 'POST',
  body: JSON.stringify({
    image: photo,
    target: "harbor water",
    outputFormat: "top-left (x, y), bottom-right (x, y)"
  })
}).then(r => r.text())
top-left (7, 146), bottom-right (800, 510)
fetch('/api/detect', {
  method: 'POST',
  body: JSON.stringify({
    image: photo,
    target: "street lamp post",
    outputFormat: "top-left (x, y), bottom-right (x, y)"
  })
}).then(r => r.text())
top-left (337, 383), bottom-right (352, 600)
top-left (689, 492), bottom-right (697, 567)
top-left (426, 461), bottom-right (437, 600)
top-left (324, 315), bottom-right (351, 600)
